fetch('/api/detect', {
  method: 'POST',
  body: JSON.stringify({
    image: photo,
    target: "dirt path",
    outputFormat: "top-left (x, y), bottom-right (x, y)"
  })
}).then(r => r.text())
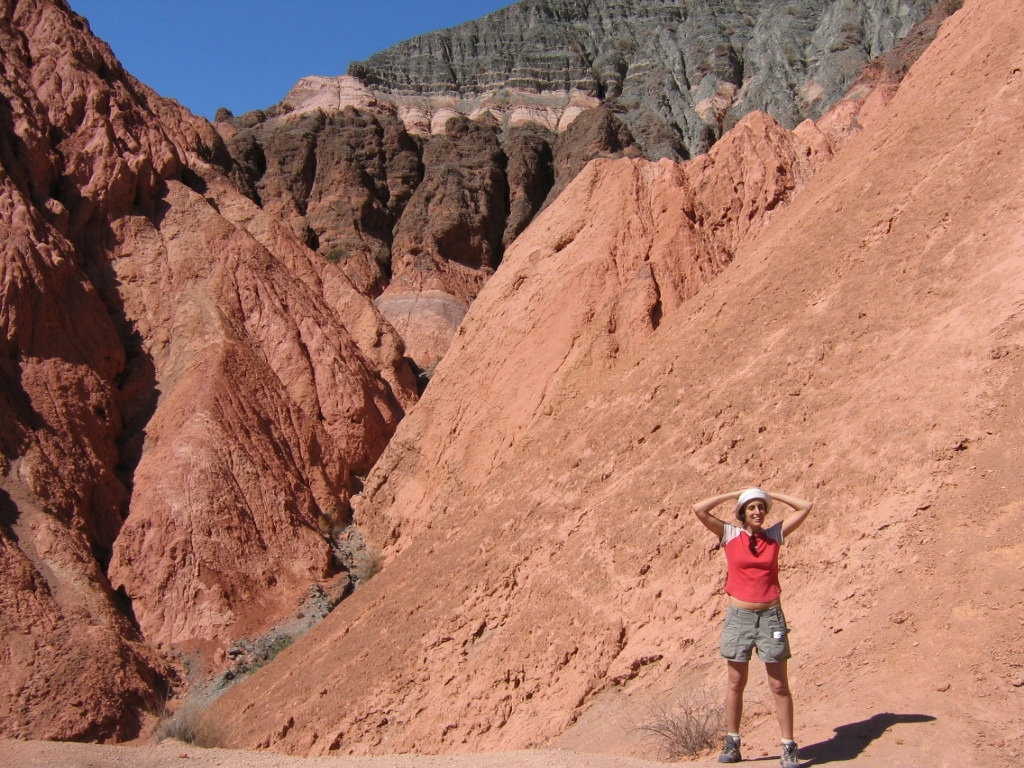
top-left (0, 738), bottom-right (937, 767)
top-left (0, 741), bottom-right (672, 768)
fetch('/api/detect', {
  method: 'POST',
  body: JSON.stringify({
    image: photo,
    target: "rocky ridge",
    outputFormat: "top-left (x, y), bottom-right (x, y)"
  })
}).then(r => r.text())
top-left (218, 0), bottom-right (947, 369)
top-left (202, 105), bottom-right (835, 755)
top-left (216, 100), bottom-right (648, 370)
top-left (348, 0), bottom-right (937, 158)
top-left (1, 0), bottom-right (415, 740)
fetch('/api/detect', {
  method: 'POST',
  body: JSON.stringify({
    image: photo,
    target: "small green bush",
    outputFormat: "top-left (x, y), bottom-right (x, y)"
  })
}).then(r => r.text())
top-left (265, 634), bottom-right (293, 662)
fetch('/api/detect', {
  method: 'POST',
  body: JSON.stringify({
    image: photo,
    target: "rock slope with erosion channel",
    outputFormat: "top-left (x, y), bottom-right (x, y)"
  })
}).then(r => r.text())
top-left (216, 0), bottom-right (943, 371)
top-left (0, 0), bottom-right (415, 741)
top-left (206, 1), bottom-right (1024, 765)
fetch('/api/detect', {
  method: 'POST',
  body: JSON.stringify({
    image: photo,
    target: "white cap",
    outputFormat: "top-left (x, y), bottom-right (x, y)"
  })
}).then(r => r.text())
top-left (735, 488), bottom-right (773, 519)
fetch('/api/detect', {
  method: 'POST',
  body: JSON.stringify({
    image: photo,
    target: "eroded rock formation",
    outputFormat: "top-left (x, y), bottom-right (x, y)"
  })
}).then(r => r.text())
top-left (204, 2), bottom-right (1024, 766)
top-left (218, 1), bottom-right (947, 370)
top-left (1, 0), bottom-right (415, 739)
top-left (0, 0), bottom-right (975, 748)
top-left (218, 105), bottom-right (644, 369)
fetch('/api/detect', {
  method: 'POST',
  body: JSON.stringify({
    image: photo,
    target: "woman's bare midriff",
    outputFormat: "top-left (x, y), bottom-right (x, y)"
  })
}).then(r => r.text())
top-left (728, 596), bottom-right (782, 611)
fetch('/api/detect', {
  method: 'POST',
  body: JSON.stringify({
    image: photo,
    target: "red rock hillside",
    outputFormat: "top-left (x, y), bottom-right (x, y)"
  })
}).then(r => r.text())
top-left (0, 0), bottom-right (415, 740)
top-left (205, 1), bottom-right (1024, 765)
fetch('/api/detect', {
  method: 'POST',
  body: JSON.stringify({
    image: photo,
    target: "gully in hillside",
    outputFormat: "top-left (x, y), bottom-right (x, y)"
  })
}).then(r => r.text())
top-left (692, 488), bottom-right (813, 768)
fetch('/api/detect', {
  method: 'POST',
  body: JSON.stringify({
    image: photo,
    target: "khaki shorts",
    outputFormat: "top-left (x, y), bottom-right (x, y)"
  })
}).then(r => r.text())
top-left (719, 604), bottom-right (792, 663)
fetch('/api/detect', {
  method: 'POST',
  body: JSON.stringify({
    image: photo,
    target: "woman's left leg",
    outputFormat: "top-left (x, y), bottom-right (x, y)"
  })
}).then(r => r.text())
top-left (764, 660), bottom-right (794, 739)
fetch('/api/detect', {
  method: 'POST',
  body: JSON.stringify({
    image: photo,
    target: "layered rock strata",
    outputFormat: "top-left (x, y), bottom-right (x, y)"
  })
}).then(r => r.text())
top-left (220, 1), bottom-right (948, 369)
top-left (218, 103), bottom-right (644, 368)
top-left (349, 0), bottom-right (937, 158)
top-left (279, 74), bottom-right (598, 137)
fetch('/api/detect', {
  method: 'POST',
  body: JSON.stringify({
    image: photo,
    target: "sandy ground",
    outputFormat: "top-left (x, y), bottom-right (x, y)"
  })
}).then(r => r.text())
top-left (0, 738), bottom-right (929, 768)
top-left (0, 741), bottom-right (668, 768)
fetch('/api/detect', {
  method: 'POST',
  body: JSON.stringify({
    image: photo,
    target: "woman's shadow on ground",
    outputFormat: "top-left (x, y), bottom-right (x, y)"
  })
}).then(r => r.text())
top-left (797, 712), bottom-right (936, 764)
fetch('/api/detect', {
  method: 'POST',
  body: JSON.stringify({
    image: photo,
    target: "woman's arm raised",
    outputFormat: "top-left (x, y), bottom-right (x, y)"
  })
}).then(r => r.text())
top-left (692, 491), bottom-right (740, 538)
top-left (769, 491), bottom-right (813, 537)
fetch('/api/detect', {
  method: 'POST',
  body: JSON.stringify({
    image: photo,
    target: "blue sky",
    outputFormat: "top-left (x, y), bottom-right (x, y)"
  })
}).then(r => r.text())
top-left (68, 1), bottom-right (514, 120)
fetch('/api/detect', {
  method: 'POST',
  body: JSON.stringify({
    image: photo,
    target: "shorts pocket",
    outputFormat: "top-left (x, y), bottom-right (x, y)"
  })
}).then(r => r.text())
top-left (719, 608), bottom-right (748, 660)
top-left (759, 608), bottom-right (792, 662)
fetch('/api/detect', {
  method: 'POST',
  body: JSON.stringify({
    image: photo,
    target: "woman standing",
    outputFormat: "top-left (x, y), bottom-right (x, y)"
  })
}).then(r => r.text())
top-left (692, 488), bottom-right (812, 767)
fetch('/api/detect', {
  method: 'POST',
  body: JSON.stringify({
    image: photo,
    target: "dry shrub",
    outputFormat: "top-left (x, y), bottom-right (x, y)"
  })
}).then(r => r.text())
top-left (634, 688), bottom-right (725, 760)
top-left (154, 696), bottom-right (224, 747)
top-left (352, 544), bottom-right (384, 584)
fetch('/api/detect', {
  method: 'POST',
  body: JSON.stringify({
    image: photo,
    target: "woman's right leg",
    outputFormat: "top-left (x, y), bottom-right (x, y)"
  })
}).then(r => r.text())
top-left (725, 660), bottom-right (749, 732)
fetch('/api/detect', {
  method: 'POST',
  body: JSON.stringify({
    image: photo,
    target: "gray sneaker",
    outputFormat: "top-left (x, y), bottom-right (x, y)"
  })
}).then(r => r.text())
top-left (718, 735), bottom-right (742, 763)
top-left (780, 741), bottom-right (800, 767)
